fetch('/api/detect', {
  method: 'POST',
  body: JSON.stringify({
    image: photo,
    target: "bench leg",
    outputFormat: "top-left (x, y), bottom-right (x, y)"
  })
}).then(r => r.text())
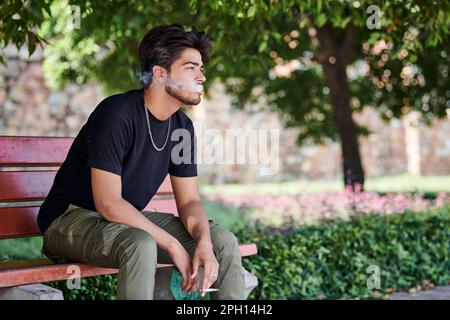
top-left (0, 284), bottom-right (64, 300)
top-left (242, 267), bottom-right (258, 299)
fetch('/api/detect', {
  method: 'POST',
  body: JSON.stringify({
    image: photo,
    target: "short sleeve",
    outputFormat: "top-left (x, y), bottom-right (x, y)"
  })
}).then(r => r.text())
top-left (86, 111), bottom-right (130, 176)
top-left (168, 120), bottom-right (198, 177)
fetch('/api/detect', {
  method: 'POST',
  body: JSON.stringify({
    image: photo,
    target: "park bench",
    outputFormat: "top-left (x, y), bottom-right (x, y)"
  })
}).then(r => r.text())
top-left (0, 136), bottom-right (257, 299)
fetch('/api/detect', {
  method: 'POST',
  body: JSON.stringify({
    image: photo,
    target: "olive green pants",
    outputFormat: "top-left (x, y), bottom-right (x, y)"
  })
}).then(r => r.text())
top-left (42, 204), bottom-right (245, 300)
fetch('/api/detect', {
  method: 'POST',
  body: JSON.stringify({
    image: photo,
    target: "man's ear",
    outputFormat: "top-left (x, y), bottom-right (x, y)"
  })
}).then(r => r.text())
top-left (152, 65), bottom-right (167, 83)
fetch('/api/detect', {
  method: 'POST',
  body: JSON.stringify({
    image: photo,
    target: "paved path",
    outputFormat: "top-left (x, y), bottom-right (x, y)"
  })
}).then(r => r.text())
top-left (389, 285), bottom-right (450, 300)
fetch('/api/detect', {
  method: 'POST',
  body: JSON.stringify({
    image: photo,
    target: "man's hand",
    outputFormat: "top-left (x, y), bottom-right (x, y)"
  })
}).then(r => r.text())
top-left (190, 242), bottom-right (219, 296)
top-left (167, 241), bottom-right (196, 292)
top-left (170, 175), bottom-right (218, 295)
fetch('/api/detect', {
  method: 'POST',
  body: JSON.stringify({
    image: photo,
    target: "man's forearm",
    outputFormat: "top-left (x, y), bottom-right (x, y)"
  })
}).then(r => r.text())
top-left (178, 200), bottom-right (212, 247)
top-left (98, 197), bottom-right (178, 252)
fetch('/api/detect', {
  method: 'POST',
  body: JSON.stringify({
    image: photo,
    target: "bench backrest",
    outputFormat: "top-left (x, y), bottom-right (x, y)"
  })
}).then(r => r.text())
top-left (0, 136), bottom-right (177, 240)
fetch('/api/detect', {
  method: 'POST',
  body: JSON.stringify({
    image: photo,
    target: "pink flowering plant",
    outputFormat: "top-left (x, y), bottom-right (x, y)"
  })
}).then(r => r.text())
top-left (206, 191), bottom-right (450, 226)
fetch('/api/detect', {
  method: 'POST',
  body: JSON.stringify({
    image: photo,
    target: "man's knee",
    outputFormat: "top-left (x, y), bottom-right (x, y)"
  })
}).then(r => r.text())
top-left (211, 227), bottom-right (240, 257)
top-left (116, 227), bottom-right (157, 263)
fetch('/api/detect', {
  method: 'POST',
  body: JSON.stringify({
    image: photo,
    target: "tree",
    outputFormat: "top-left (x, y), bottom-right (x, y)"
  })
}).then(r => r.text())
top-left (1, 0), bottom-right (449, 189)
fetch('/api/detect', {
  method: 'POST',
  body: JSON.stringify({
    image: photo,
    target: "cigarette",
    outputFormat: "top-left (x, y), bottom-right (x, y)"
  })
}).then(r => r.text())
top-left (204, 288), bottom-right (219, 292)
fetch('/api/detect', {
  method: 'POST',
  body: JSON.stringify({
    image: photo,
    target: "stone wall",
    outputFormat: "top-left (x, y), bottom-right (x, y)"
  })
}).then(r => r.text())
top-left (0, 45), bottom-right (102, 137)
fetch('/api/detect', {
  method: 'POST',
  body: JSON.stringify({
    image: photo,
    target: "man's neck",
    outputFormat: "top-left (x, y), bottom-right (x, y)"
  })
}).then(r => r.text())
top-left (143, 87), bottom-right (181, 121)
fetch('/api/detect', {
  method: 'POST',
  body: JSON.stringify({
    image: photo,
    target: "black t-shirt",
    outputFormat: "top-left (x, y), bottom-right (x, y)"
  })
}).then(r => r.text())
top-left (37, 88), bottom-right (197, 233)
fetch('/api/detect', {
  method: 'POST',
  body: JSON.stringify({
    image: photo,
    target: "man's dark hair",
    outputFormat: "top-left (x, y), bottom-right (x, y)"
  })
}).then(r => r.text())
top-left (138, 24), bottom-right (213, 88)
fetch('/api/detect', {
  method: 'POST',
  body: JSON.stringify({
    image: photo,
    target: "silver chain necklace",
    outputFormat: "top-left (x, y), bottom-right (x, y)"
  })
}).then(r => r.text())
top-left (144, 104), bottom-right (171, 151)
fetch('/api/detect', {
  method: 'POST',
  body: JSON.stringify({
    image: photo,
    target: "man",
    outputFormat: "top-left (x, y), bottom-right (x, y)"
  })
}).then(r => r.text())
top-left (37, 24), bottom-right (246, 300)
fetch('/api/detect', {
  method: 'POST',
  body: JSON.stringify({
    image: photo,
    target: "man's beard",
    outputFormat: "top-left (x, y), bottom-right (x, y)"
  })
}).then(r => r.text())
top-left (165, 79), bottom-right (201, 105)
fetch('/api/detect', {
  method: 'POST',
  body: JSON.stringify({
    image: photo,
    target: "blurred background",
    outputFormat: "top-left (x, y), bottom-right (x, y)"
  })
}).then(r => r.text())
top-left (0, 0), bottom-right (449, 300)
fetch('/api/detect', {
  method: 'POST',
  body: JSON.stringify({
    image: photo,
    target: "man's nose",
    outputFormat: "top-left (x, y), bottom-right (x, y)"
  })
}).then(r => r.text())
top-left (197, 71), bottom-right (206, 83)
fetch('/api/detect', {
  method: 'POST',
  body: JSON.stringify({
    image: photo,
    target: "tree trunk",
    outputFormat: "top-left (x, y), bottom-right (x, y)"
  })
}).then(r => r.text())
top-left (315, 24), bottom-right (365, 191)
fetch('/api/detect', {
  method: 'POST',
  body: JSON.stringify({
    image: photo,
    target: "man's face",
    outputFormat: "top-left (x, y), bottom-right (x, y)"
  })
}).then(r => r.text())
top-left (164, 48), bottom-right (206, 105)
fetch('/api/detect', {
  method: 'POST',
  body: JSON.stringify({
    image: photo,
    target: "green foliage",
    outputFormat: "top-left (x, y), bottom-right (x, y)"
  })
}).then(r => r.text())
top-left (2, 0), bottom-right (449, 145)
top-left (234, 205), bottom-right (450, 299)
top-left (48, 274), bottom-right (118, 300)
top-left (0, 0), bottom-right (52, 64)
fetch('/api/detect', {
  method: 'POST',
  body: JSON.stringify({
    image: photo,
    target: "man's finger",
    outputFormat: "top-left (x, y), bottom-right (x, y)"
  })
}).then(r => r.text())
top-left (201, 267), bottom-right (211, 296)
top-left (181, 270), bottom-right (189, 291)
top-left (185, 272), bottom-right (197, 293)
top-left (191, 260), bottom-right (200, 279)
top-left (205, 262), bottom-right (217, 287)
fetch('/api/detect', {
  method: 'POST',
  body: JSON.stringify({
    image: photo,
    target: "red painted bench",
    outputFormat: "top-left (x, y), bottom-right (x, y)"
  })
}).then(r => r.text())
top-left (0, 136), bottom-right (257, 291)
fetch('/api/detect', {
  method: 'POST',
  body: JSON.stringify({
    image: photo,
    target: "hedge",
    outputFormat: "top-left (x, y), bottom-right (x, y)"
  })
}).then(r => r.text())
top-left (235, 205), bottom-right (449, 299)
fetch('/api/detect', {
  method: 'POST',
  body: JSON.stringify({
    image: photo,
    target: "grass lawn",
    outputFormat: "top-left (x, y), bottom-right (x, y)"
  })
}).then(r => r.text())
top-left (0, 236), bottom-right (44, 262)
top-left (199, 174), bottom-right (450, 196)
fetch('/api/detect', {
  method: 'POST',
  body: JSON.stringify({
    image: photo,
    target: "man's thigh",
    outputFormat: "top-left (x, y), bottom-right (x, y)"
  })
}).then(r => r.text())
top-left (42, 205), bottom-right (129, 267)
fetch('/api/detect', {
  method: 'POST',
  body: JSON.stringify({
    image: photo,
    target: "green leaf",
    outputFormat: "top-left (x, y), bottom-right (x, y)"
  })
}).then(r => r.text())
top-left (258, 40), bottom-right (268, 53)
top-left (315, 13), bottom-right (327, 27)
top-left (247, 5), bottom-right (257, 18)
top-left (27, 31), bottom-right (36, 56)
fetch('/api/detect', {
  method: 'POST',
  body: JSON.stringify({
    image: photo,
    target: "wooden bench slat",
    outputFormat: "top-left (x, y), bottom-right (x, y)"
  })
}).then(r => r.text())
top-left (149, 175), bottom-right (174, 195)
top-left (238, 243), bottom-right (258, 257)
top-left (0, 172), bottom-right (174, 202)
top-left (0, 263), bottom-right (119, 288)
top-left (0, 171), bottom-right (57, 202)
top-left (144, 198), bottom-right (178, 215)
top-left (0, 136), bottom-right (74, 166)
top-left (0, 244), bottom-right (257, 288)
top-left (0, 206), bottom-right (40, 239)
